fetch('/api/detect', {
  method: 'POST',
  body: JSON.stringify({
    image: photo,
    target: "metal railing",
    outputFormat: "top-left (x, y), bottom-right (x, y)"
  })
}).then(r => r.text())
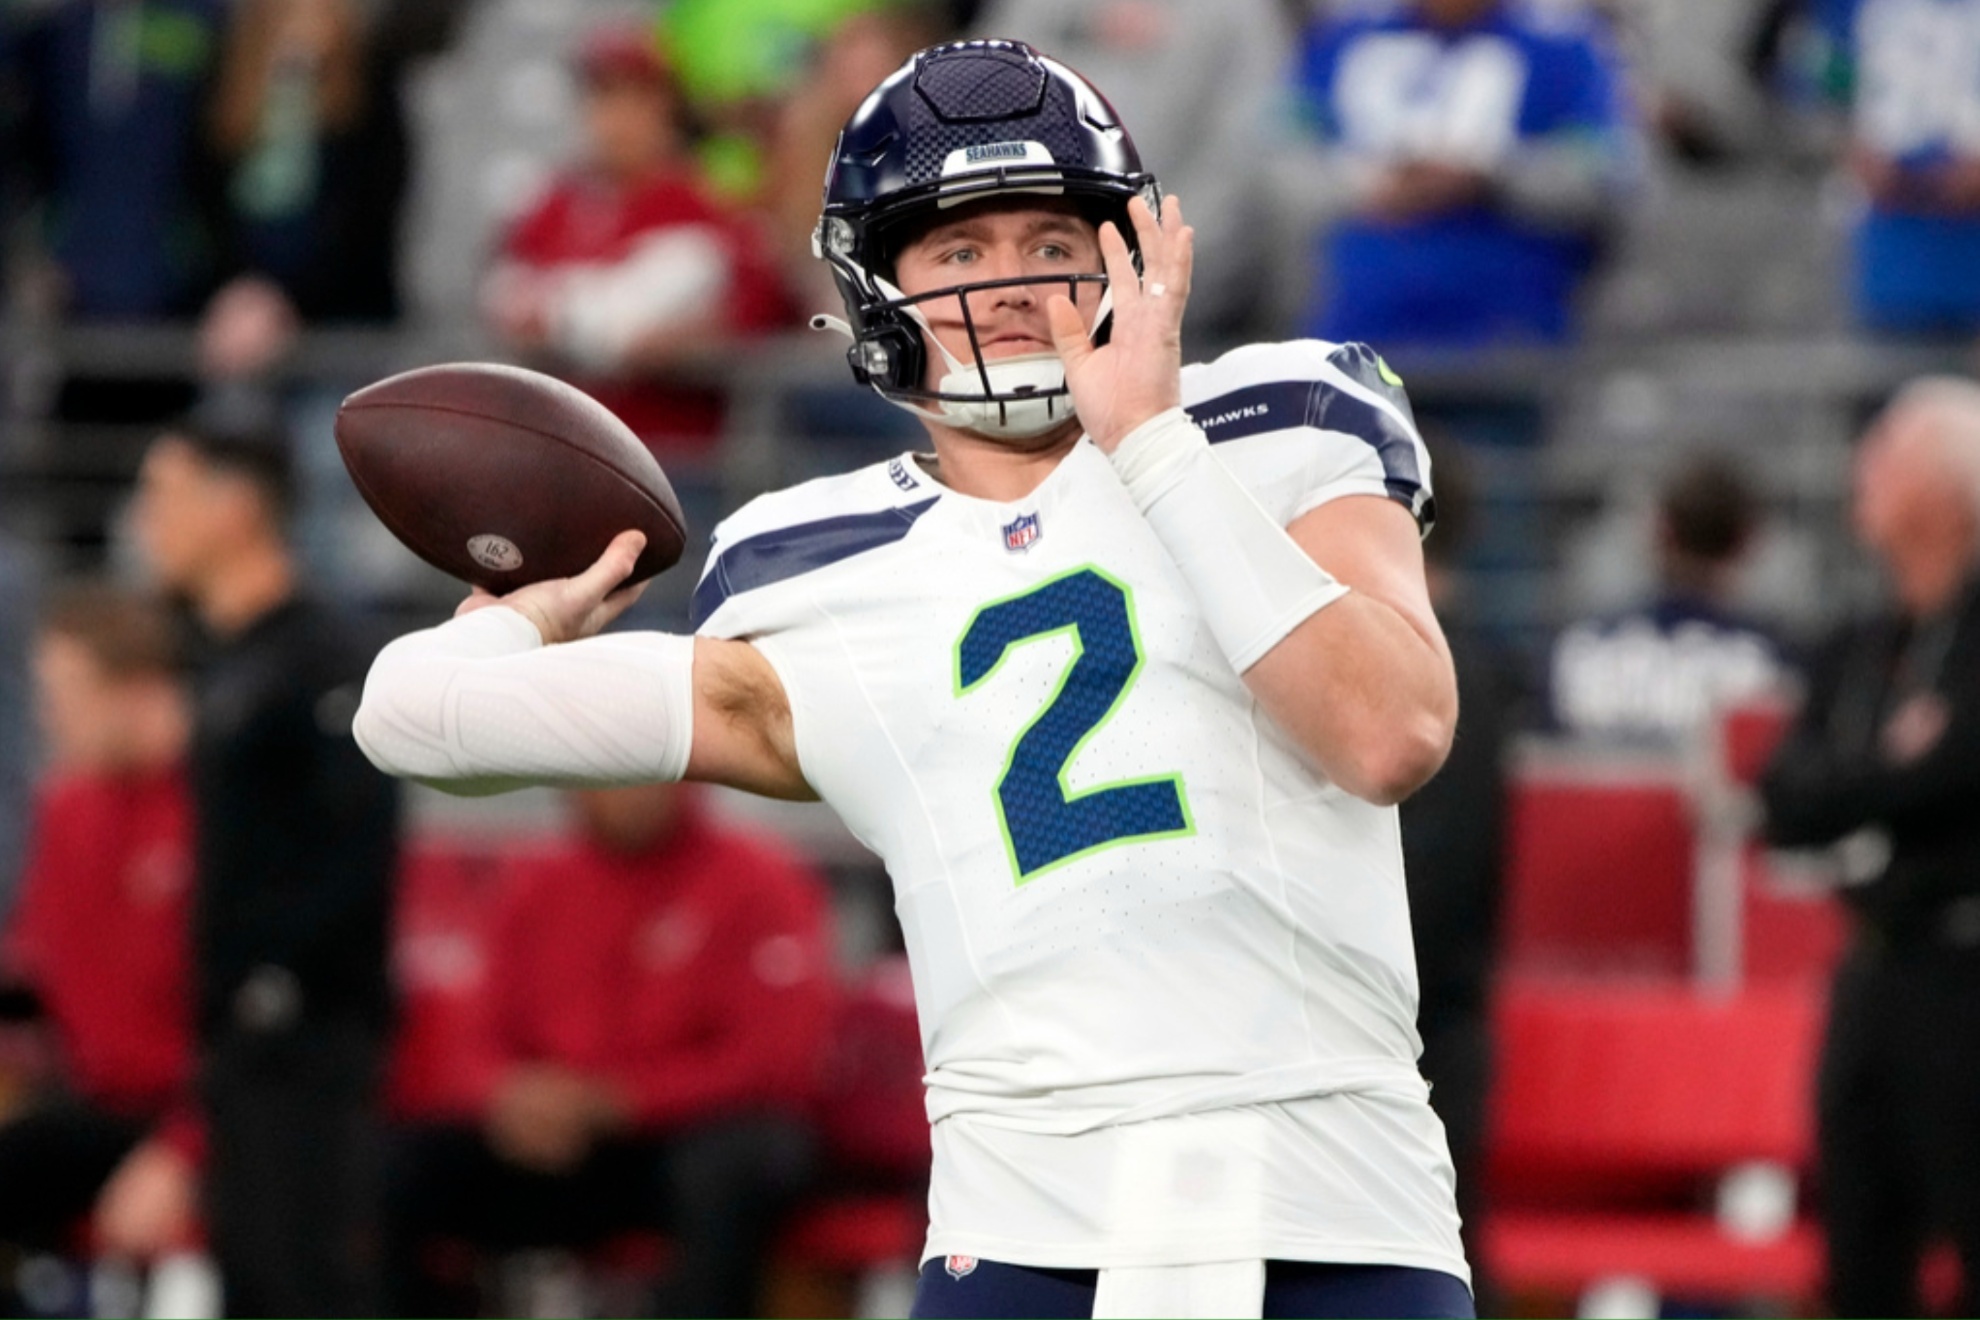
top-left (4, 318), bottom-right (1969, 625)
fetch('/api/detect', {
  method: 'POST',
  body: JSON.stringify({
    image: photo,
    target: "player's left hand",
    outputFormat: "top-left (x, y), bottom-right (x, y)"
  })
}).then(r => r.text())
top-left (1047, 193), bottom-right (1193, 454)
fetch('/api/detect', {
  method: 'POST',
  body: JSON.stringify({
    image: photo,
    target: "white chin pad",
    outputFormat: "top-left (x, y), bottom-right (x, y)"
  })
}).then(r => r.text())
top-left (932, 353), bottom-right (1074, 438)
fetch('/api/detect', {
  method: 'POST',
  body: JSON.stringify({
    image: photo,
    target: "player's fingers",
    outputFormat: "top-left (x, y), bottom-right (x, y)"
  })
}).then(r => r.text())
top-left (1046, 292), bottom-right (1092, 368)
top-left (1169, 220), bottom-right (1195, 307)
top-left (454, 587), bottom-right (502, 618)
top-left (1097, 219), bottom-right (1138, 308)
top-left (577, 529), bottom-right (647, 598)
top-left (1126, 194), bottom-right (1163, 274)
top-left (592, 578), bottom-right (650, 631)
top-left (1146, 193), bottom-right (1193, 305)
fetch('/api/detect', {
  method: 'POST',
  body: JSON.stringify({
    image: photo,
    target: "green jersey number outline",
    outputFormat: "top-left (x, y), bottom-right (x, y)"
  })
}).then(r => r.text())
top-left (953, 565), bottom-right (1194, 884)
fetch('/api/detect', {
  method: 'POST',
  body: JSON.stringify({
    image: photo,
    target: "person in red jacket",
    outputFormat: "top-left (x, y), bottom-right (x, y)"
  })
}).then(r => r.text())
top-left (0, 583), bottom-right (195, 1268)
top-left (384, 781), bottom-right (837, 1319)
top-left (481, 24), bottom-right (792, 458)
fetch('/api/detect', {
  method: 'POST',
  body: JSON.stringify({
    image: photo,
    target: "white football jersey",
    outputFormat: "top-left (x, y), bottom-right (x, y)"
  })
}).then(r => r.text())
top-left (694, 339), bottom-right (1464, 1275)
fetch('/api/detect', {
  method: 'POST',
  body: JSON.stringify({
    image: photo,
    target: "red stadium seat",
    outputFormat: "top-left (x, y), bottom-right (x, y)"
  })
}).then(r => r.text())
top-left (1502, 756), bottom-right (1695, 978)
top-left (1717, 698), bottom-right (1794, 790)
top-left (1703, 702), bottom-right (1849, 985)
top-left (1741, 848), bottom-right (1847, 984)
top-left (1484, 977), bottom-right (1826, 1313)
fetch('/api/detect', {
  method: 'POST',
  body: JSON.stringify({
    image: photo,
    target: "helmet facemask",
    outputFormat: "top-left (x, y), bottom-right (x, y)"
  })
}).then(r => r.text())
top-left (818, 260), bottom-right (1114, 440)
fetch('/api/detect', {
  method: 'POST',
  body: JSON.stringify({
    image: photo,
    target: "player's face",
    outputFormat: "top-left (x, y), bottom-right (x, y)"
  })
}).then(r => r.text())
top-left (891, 199), bottom-right (1105, 383)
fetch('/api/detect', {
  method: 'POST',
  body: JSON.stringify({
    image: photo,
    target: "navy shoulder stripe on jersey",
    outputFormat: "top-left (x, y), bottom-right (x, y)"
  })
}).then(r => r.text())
top-left (690, 496), bottom-right (941, 627)
top-left (1325, 342), bottom-right (1416, 427)
top-left (1185, 373), bottom-right (1426, 510)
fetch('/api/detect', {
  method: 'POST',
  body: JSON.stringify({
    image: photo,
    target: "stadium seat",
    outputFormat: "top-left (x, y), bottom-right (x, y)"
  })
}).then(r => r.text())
top-left (1741, 847), bottom-right (1848, 983)
top-left (1502, 755), bottom-right (1695, 978)
top-left (1483, 977), bottom-right (1826, 1315)
top-left (1701, 699), bottom-right (1850, 985)
top-left (1716, 697), bottom-right (1794, 790)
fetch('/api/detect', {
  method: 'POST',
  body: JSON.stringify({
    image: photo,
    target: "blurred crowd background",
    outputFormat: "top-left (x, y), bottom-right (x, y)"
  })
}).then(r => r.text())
top-left (2, 0), bottom-right (1979, 1316)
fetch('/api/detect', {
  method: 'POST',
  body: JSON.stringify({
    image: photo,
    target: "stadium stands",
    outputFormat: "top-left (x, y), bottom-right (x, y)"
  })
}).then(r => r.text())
top-left (6, 5), bottom-right (1973, 1315)
top-left (1483, 978), bottom-right (1826, 1315)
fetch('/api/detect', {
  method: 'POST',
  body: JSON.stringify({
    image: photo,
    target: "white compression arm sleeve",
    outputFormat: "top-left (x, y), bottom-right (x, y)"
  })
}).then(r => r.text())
top-left (352, 606), bottom-right (696, 796)
top-left (1107, 407), bottom-right (1350, 672)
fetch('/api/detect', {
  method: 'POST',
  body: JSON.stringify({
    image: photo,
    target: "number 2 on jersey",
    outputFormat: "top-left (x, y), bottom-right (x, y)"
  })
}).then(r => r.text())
top-left (955, 566), bottom-right (1193, 884)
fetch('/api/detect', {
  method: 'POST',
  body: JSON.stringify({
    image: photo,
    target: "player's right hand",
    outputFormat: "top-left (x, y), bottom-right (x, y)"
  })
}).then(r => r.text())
top-left (455, 528), bottom-right (649, 644)
top-left (1046, 192), bottom-right (1193, 454)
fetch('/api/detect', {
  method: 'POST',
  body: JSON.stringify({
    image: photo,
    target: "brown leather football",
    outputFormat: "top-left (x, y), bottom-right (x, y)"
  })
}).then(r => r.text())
top-left (334, 362), bottom-right (687, 592)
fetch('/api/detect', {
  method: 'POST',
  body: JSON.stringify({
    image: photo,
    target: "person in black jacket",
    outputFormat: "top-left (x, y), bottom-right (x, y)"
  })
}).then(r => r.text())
top-left (1398, 437), bottom-right (1515, 1308)
top-left (127, 417), bottom-right (400, 1317)
top-left (1760, 375), bottom-right (1980, 1318)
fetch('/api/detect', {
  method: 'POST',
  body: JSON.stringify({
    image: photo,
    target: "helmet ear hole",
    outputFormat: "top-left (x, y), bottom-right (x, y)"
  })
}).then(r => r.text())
top-left (847, 322), bottom-right (924, 391)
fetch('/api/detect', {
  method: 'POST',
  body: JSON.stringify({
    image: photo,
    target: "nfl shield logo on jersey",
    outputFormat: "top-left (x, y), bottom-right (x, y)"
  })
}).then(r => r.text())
top-left (945, 1254), bottom-right (979, 1280)
top-left (1002, 512), bottom-right (1041, 552)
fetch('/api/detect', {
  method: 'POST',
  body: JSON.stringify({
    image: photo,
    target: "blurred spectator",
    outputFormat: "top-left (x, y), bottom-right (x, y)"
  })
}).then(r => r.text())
top-left (7, 0), bottom-right (225, 320)
top-left (1397, 437), bottom-right (1514, 1303)
top-left (756, 2), bottom-right (955, 478)
top-left (1808, 0), bottom-right (1980, 335)
top-left (966, 0), bottom-right (1292, 345)
top-left (1285, 0), bottom-right (1640, 348)
top-left (385, 782), bottom-right (836, 1319)
top-left (482, 23), bottom-right (792, 458)
top-left (0, 536), bottom-right (35, 918)
top-left (1596, 0), bottom-right (1779, 167)
top-left (0, 584), bottom-right (194, 1267)
top-left (129, 418), bottom-right (401, 1317)
top-left (383, 845), bottom-right (507, 1129)
top-left (1759, 376), bottom-right (1980, 1317)
top-left (196, 0), bottom-right (470, 380)
top-left (5, 1), bottom-right (223, 521)
top-left (191, 0), bottom-right (467, 605)
top-left (658, 0), bottom-right (964, 201)
top-left (1548, 451), bottom-right (1795, 746)
top-left (762, 1), bottom-right (955, 315)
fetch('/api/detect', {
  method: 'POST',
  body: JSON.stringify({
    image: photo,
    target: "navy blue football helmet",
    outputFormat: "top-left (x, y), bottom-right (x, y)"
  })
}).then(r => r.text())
top-left (811, 39), bottom-right (1160, 438)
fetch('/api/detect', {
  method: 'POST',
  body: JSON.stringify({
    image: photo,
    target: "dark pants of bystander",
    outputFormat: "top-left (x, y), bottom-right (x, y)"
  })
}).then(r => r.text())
top-left (383, 1111), bottom-right (816, 1318)
top-left (1818, 938), bottom-right (1980, 1318)
top-left (201, 1020), bottom-right (384, 1318)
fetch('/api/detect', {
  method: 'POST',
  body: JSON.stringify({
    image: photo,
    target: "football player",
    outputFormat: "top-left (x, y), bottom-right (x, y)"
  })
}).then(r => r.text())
top-left (356, 40), bottom-right (1468, 1319)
